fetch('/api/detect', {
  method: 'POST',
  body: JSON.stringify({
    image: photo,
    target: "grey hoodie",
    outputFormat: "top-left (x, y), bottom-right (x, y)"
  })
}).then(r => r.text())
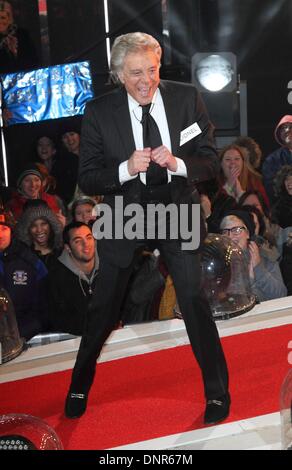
top-left (58, 248), bottom-right (99, 295)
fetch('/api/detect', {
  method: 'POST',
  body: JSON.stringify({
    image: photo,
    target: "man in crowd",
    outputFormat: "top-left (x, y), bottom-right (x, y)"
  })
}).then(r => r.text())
top-left (262, 115), bottom-right (292, 204)
top-left (47, 221), bottom-right (99, 335)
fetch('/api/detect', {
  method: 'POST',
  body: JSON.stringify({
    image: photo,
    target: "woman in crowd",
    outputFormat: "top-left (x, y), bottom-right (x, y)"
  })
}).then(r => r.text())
top-left (233, 136), bottom-right (263, 173)
top-left (218, 144), bottom-right (269, 206)
top-left (16, 200), bottom-right (63, 268)
top-left (219, 210), bottom-right (286, 302)
top-left (0, 205), bottom-right (48, 340)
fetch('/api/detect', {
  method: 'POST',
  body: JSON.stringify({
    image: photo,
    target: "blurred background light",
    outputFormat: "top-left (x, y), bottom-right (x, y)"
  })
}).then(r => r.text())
top-left (192, 52), bottom-right (237, 92)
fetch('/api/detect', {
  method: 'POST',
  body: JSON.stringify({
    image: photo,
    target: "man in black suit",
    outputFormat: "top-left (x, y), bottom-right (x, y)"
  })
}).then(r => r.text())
top-left (65, 32), bottom-right (230, 425)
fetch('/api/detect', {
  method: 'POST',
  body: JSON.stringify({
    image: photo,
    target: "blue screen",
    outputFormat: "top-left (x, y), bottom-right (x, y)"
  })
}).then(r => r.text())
top-left (1, 61), bottom-right (94, 125)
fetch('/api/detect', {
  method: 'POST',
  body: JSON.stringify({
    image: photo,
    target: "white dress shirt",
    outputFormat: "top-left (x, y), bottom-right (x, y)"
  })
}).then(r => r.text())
top-left (119, 88), bottom-right (187, 185)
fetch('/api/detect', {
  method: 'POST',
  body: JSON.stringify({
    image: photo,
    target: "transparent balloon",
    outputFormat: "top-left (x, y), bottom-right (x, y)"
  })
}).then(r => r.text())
top-left (0, 287), bottom-right (24, 363)
top-left (200, 234), bottom-right (256, 320)
top-left (174, 234), bottom-right (256, 321)
top-left (0, 414), bottom-right (63, 450)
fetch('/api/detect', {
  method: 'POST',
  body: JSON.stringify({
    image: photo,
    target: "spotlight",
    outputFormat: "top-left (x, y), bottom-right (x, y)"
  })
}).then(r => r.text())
top-left (192, 52), bottom-right (237, 93)
top-left (190, 51), bottom-right (247, 145)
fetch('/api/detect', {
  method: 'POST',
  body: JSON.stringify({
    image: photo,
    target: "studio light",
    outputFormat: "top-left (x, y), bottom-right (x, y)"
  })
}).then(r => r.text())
top-left (192, 52), bottom-right (237, 93)
top-left (190, 51), bottom-right (247, 148)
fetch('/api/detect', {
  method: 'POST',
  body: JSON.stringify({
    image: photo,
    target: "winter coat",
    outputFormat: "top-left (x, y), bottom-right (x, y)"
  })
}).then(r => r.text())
top-left (47, 249), bottom-right (99, 335)
top-left (8, 191), bottom-right (61, 220)
top-left (262, 115), bottom-right (292, 204)
top-left (245, 248), bottom-right (287, 302)
top-left (0, 239), bottom-right (48, 340)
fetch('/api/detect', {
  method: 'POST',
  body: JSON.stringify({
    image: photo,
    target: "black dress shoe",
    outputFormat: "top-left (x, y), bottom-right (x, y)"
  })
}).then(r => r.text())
top-left (65, 392), bottom-right (88, 419)
top-left (204, 393), bottom-right (230, 425)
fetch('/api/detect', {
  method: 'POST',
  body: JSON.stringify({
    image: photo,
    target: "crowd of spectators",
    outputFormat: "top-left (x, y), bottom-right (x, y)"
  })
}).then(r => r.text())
top-left (1, 2), bottom-right (292, 349)
top-left (1, 94), bottom-right (292, 347)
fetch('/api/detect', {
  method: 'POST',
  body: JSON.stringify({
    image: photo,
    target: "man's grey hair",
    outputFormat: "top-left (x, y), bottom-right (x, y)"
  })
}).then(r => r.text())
top-left (110, 32), bottom-right (162, 84)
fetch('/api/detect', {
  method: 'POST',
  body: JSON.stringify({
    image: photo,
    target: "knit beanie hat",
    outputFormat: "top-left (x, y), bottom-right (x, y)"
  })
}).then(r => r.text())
top-left (222, 209), bottom-right (256, 238)
top-left (16, 162), bottom-right (43, 189)
top-left (16, 201), bottom-right (63, 250)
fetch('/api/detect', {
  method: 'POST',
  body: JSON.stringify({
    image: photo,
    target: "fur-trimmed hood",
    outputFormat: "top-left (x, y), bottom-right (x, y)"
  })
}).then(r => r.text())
top-left (16, 204), bottom-right (63, 250)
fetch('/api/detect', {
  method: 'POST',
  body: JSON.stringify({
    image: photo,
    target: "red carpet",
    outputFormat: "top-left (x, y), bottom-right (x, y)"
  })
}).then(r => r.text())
top-left (0, 324), bottom-right (291, 449)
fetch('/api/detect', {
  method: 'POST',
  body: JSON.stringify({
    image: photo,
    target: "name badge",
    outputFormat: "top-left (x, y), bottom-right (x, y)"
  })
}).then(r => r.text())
top-left (180, 122), bottom-right (202, 146)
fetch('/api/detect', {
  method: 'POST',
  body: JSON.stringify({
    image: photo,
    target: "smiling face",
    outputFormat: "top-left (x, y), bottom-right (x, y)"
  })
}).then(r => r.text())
top-left (20, 174), bottom-right (42, 199)
top-left (29, 218), bottom-right (50, 248)
top-left (67, 225), bottom-right (95, 263)
top-left (118, 49), bottom-right (160, 105)
top-left (62, 131), bottom-right (80, 154)
top-left (221, 148), bottom-right (243, 179)
top-left (220, 215), bottom-right (249, 250)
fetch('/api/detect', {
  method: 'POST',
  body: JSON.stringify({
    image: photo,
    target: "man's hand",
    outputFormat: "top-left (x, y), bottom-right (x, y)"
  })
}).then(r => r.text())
top-left (127, 148), bottom-right (151, 176)
top-left (151, 145), bottom-right (177, 172)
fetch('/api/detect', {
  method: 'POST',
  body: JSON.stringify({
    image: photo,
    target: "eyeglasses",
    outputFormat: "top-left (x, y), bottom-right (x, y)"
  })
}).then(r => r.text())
top-left (220, 226), bottom-right (247, 235)
top-left (280, 124), bottom-right (292, 134)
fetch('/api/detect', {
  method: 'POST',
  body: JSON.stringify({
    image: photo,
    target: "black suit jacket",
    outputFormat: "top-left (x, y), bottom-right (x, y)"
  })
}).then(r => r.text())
top-left (79, 80), bottom-right (219, 266)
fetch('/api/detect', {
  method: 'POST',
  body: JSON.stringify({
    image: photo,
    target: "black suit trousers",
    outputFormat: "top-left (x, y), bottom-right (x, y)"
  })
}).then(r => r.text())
top-left (68, 239), bottom-right (229, 400)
